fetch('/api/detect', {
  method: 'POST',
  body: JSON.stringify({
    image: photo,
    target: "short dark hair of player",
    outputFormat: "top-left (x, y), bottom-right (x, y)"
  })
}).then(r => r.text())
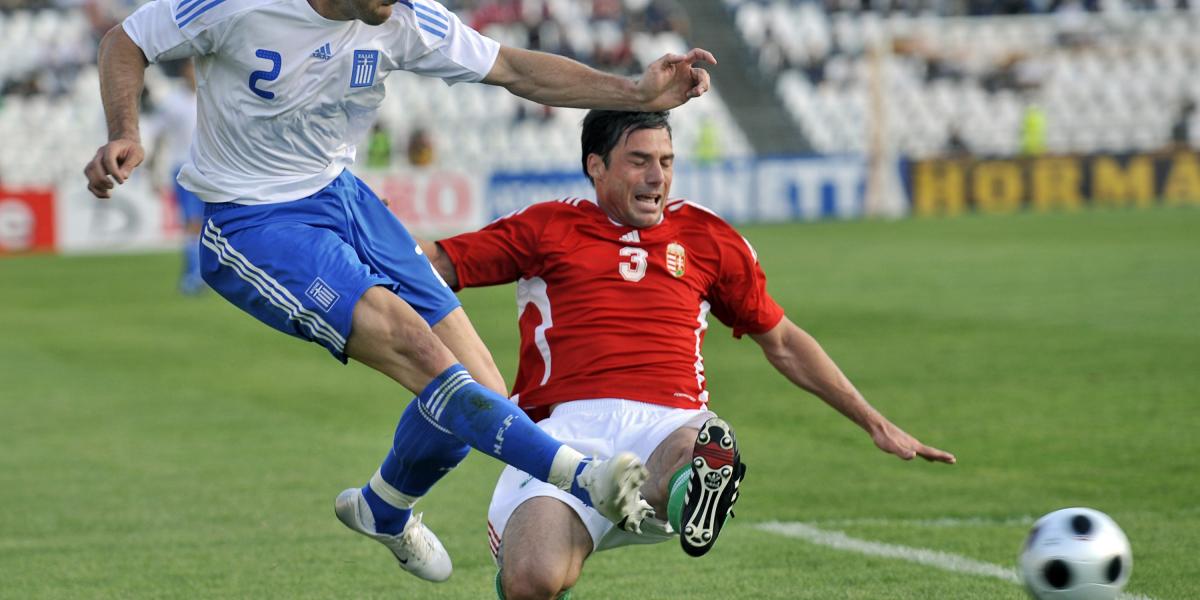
top-left (580, 110), bottom-right (673, 185)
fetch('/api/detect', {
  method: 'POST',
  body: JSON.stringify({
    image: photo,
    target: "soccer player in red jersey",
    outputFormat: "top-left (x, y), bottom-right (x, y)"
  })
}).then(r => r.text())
top-left (422, 110), bottom-right (957, 600)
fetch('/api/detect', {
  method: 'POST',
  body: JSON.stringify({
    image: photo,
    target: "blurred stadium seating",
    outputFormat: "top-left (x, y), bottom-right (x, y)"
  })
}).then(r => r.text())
top-left (2, 0), bottom-right (1198, 184)
top-left (0, 0), bottom-right (750, 185)
top-left (731, 0), bottom-right (1200, 157)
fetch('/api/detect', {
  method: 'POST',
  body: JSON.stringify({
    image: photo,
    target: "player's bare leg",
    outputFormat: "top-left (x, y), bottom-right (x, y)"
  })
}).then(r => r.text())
top-left (430, 306), bottom-right (507, 395)
top-left (498, 497), bottom-right (591, 600)
top-left (348, 289), bottom-right (650, 530)
top-left (338, 288), bottom-right (649, 581)
top-left (337, 287), bottom-right (462, 581)
top-left (642, 425), bottom-right (699, 516)
top-left (432, 307), bottom-right (655, 536)
top-left (344, 286), bottom-right (459, 391)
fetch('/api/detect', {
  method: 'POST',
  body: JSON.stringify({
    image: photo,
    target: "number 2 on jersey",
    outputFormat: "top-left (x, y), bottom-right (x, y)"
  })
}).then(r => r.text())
top-left (619, 247), bottom-right (647, 282)
top-left (249, 49), bottom-right (282, 100)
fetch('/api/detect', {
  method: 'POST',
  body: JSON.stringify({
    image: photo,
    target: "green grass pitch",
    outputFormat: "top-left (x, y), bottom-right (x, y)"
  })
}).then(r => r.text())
top-left (1, 208), bottom-right (1197, 599)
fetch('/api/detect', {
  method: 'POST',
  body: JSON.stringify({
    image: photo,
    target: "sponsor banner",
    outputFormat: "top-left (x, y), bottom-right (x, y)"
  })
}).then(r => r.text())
top-left (906, 151), bottom-right (1200, 216)
top-left (357, 169), bottom-right (486, 237)
top-left (672, 159), bottom-right (757, 222)
top-left (0, 186), bottom-right (56, 254)
top-left (753, 155), bottom-right (871, 222)
top-left (43, 168), bottom-right (482, 254)
top-left (485, 169), bottom-right (594, 221)
top-left (56, 176), bottom-right (177, 254)
top-left (485, 156), bottom-right (878, 224)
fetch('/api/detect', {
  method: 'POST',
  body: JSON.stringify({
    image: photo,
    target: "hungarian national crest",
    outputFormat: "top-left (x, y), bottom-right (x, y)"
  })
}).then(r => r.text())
top-left (666, 242), bottom-right (686, 278)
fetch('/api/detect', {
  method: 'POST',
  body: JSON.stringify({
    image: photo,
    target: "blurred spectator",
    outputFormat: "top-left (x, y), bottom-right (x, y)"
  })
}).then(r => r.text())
top-left (693, 116), bottom-right (722, 165)
top-left (944, 126), bottom-right (971, 157)
top-left (144, 59), bottom-right (204, 294)
top-left (594, 29), bottom-right (636, 75)
top-left (1021, 104), bottom-right (1047, 156)
top-left (639, 0), bottom-right (689, 36)
top-left (469, 0), bottom-right (520, 30)
top-left (592, 0), bottom-right (624, 22)
top-left (514, 101), bottom-right (554, 123)
top-left (367, 121), bottom-right (393, 169)
top-left (407, 128), bottom-right (435, 167)
top-left (757, 27), bottom-right (790, 75)
top-left (982, 53), bottom-right (1043, 94)
top-left (1169, 99), bottom-right (1196, 150)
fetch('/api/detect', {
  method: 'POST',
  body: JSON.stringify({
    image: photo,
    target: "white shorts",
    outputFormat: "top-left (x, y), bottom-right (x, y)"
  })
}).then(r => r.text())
top-left (486, 399), bottom-right (715, 562)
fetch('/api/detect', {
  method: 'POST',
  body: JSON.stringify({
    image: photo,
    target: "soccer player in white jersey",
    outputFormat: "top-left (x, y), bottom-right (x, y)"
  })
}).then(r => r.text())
top-left (421, 111), bottom-right (957, 599)
top-left (82, 0), bottom-right (719, 584)
top-left (144, 59), bottom-right (204, 294)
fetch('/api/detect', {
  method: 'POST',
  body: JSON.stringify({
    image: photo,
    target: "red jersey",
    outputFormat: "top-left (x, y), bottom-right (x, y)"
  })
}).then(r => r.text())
top-left (439, 198), bottom-right (785, 421)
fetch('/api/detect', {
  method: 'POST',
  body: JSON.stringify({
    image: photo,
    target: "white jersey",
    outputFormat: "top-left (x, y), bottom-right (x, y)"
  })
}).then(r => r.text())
top-left (123, 0), bottom-right (499, 204)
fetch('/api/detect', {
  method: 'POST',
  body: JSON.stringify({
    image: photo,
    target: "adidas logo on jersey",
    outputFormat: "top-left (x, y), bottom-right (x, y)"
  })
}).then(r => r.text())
top-left (619, 230), bottom-right (640, 243)
top-left (311, 43), bottom-right (332, 61)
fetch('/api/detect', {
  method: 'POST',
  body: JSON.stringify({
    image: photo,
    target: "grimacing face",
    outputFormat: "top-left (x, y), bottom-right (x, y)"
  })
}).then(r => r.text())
top-left (589, 126), bottom-right (674, 229)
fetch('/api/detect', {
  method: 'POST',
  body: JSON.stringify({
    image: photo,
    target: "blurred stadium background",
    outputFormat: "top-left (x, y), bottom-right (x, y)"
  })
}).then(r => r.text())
top-left (4, 0), bottom-right (1200, 249)
top-left (2, 0), bottom-right (1198, 598)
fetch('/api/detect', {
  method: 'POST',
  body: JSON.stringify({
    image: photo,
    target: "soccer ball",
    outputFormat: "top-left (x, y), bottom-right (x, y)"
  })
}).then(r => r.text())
top-left (1019, 507), bottom-right (1132, 600)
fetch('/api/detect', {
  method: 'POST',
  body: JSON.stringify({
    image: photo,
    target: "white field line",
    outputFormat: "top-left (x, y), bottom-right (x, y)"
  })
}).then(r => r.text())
top-left (755, 521), bottom-right (1158, 600)
top-left (811, 515), bottom-right (1036, 529)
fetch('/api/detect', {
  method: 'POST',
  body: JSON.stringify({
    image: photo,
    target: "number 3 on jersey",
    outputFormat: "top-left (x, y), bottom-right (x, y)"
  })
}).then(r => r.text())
top-left (249, 49), bottom-right (282, 100)
top-left (619, 247), bottom-right (647, 282)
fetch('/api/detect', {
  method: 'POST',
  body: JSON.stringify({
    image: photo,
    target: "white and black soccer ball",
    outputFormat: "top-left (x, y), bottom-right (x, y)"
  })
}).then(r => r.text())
top-left (1019, 507), bottom-right (1132, 600)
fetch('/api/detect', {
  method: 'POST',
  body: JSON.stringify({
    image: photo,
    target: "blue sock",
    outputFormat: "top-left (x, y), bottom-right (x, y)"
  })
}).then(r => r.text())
top-left (419, 365), bottom-right (583, 497)
top-left (362, 399), bottom-right (470, 534)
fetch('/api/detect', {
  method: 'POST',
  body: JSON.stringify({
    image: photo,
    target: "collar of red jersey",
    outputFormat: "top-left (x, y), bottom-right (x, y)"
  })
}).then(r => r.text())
top-left (604, 212), bottom-right (664, 228)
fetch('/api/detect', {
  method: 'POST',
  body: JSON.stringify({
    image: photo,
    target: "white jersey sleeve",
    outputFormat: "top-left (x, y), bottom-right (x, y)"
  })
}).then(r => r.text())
top-left (388, 0), bottom-right (499, 84)
top-left (122, 0), bottom-right (260, 62)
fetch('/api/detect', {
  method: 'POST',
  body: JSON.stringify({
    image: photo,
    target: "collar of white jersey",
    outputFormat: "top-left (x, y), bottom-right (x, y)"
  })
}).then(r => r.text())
top-left (296, 0), bottom-right (354, 26)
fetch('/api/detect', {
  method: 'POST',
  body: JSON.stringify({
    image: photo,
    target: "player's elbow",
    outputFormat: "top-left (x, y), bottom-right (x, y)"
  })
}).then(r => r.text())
top-left (485, 47), bottom-right (546, 101)
top-left (750, 319), bottom-right (793, 358)
top-left (424, 243), bottom-right (459, 289)
top-left (483, 46), bottom-right (524, 89)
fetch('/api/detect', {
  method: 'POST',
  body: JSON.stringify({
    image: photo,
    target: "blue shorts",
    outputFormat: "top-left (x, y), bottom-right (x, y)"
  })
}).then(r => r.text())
top-left (199, 169), bottom-right (460, 362)
top-left (173, 166), bottom-right (204, 224)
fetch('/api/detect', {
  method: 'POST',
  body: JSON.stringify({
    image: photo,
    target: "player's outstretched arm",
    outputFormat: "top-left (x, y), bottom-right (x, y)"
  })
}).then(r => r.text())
top-left (483, 46), bottom-right (716, 112)
top-left (84, 25), bottom-right (150, 199)
top-left (749, 316), bottom-right (957, 465)
top-left (417, 240), bottom-right (460, 290)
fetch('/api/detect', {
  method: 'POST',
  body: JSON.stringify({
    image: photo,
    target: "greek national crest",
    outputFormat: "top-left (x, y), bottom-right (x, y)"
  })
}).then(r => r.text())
top-left (666, 242), bottom-right (686, 278)
top-left (351, 50), bottom-right (379, 88)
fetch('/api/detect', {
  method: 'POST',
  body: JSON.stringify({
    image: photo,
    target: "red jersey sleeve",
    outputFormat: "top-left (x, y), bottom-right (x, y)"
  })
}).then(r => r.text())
top-left (707, 224), bottom-right (785, 338)
top-left (438, 202), bottom-right (551, 289)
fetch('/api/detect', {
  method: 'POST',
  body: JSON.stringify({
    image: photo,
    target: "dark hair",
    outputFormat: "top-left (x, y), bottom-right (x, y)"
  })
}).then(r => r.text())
top-left (580, 110), bottom-right (672, 185)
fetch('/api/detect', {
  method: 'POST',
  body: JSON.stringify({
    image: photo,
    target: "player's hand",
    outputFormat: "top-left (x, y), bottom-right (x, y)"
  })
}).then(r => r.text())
top-left (634, 48), bottom-right (717, 111)
top-left (869, 419), bottom-right (956, 464)
top-left (84, 139), bottom-right (145, 199)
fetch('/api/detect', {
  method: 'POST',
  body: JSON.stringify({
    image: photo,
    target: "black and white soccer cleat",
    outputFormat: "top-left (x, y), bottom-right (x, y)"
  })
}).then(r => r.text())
top-left (680, 417), bottom-right (746, 557)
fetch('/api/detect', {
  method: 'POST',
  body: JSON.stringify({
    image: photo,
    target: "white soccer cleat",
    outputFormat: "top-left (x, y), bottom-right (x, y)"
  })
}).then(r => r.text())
top-left (334, 488), bottom-right (452, 583)
top-left (576, 452), bottom-right (653, 534)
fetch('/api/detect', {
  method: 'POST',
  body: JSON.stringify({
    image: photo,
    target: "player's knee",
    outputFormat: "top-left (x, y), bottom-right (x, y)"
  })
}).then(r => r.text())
top-left (502, 562), bottom-right (572, 600)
